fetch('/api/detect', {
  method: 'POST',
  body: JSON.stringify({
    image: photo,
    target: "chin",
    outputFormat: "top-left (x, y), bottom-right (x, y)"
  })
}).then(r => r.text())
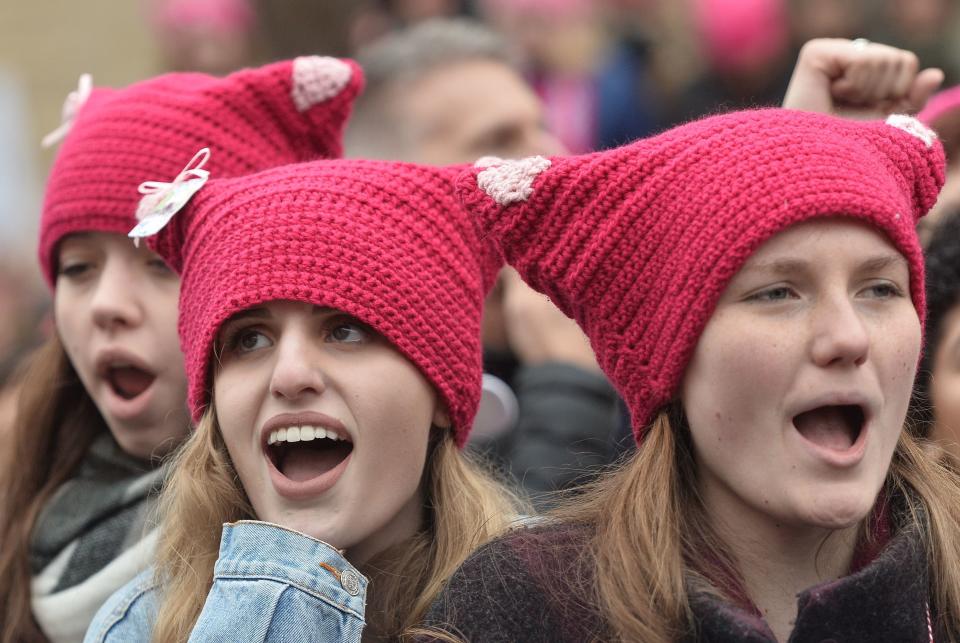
top-left (266, 509), bottom-right (346, 548)
top-left (294, 519), bottom-right (332, 543)
top-left (800, 491), bottom-right (876, 530)
top-left (110, 422), bottom-right (182, 460)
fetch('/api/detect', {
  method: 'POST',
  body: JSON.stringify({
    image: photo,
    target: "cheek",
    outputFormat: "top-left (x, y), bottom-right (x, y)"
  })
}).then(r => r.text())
top-left (153, 309), bottom-right (185, 375)
top-left (213, 367), bottom-right (259, 452)
top-left (353, 355), bottom-right (437, 428)
top-left (53, 289), bottom-right (87, 366)
top-left (144, 280), bottom-right (182, 340)
top-left (351, 360), bottom-right (436, 473)
top-left (683, 318), bottom-right (790, 439)
top-left (879, 315), bottom-right (922, 406)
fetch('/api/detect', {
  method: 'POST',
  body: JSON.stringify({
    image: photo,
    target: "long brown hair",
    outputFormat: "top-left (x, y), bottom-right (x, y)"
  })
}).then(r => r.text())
top-left (150, 410), bottom-right (525, 642)
top-left (545, 407), bottom-right (960, 642)
top-left (0, 334), bottom-right (107, 643)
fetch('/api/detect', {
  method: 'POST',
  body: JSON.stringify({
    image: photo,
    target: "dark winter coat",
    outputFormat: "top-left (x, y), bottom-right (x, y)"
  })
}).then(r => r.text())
top-left (421, 513), bottom-right (942, 642)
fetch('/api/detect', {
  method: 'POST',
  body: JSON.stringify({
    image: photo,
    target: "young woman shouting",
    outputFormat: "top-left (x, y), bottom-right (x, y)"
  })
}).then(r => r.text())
top-left (424, 107), bottom-right (960, 641)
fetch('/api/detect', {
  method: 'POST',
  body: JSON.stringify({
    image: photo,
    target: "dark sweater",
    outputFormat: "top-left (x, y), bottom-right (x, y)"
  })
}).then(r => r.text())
top-left (421, 518), bottom-right (942, 642)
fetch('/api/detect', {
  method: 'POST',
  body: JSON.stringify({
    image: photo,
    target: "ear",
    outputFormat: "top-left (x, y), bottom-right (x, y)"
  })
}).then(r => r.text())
top-left (432, 403), bottom-right (452, 431)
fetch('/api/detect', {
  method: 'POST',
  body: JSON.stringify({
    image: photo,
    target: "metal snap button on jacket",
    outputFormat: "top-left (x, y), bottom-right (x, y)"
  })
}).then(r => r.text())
top-left (340, 568), bottom-right (361, 596)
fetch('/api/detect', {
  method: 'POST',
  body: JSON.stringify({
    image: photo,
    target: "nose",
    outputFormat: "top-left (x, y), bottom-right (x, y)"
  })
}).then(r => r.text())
top-left (269, 329), bottom-right (326, 402)
top-left (91, 257), bottom-right (144, 332)
top-left (810, 295), bottom-right (870, 368)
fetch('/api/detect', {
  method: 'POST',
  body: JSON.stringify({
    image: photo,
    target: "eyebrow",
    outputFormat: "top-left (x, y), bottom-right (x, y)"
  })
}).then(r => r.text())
top-left (740, 253), bottom-right (908, 276)
top-left (857, 254), bottom-right (910, 273)
top-left (58, 232), bottom-right (95, 251)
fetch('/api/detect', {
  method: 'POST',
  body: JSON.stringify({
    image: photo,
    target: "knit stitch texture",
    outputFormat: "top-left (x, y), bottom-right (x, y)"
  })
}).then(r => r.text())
top-left (39, 57), bottom-right (363, 286)
top-left (455, 109), bottom-right (945, 441)
top-left (151, 159), bottom-right (499, 446)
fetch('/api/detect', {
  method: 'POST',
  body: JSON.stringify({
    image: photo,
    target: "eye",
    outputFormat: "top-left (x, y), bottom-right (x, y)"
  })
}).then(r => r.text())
top-left (147, 257), bottom-right (173, 274)
top-left (747, 286), bottom-right (797, 302)
top-left (58, 262), bottom-right (92, 279)
top-left (239, 329), bottom-right (271, 352)
top-left (861, 282), bottom-right (905, 299)
top-left (222, 327), bottom-right (273, 355)
top-left (328, 320), bottom-right (369, 344)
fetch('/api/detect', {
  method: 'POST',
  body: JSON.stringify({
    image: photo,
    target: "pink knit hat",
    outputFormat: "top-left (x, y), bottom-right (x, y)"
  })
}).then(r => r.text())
top-left (38, 56), bottom-right (363, 287)
top-left (455, 109), bottom-right (945, 441)
top-left (920, 84), bottom-right (960, 156)
top-left (141, 159), bottom-right (499, 446)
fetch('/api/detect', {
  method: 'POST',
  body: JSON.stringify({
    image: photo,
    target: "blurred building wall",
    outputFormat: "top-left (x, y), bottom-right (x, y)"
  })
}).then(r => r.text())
top-left (0, 0), bottom-right (159, 275)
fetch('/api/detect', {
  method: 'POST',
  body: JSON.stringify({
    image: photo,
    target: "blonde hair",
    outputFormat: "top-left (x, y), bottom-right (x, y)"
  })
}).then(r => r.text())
top-left (150, 410), bottom-right (524, 642)
top-left (541, 407), bottom-right (960, 642)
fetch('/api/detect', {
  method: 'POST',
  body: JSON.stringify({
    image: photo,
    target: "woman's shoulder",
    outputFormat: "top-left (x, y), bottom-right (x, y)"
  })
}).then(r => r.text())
top-left (82, 568), bottom-right (159, 643)
top-left (446, 520), bottom-right (592, 587)
top-left (420, 521), bottom-right (604, 643)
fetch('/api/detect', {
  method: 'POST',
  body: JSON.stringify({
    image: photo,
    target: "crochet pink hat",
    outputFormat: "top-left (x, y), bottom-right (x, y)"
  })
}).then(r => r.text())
top-left (38, 56), bottom-right (363, 287)
top-left (455, 109), bottom-right (945, 441)
top-left (142, 159), bottom-right (499, 447)
top-left (920, 85), bottom-right (960, 156)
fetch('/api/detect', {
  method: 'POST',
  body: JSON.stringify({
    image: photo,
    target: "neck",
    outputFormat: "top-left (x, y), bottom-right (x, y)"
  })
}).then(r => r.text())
top-left (703, 485), bottom-right (860, 642)
top-left (345, 488), bottom-right (426, 566)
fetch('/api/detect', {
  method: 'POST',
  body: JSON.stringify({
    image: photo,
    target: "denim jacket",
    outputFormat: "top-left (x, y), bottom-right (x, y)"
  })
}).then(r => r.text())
top-left (84, 520), bottom-right (368, 642)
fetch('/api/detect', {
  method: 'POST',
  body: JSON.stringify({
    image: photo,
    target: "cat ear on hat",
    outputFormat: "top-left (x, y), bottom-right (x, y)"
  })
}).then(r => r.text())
top-left (455, 153), bottom-right (596, 318)
top-left (878, 113), bottom-right (945, 222)
top-left (158, 56), bottom-right (364, 168)
top-left (41, 73), bottom-right (94, 148)
top-left (251, 56), bottom-right (365, 159)
top-left (125, 57), bottom-right (364, 272)
top-left (456, 155), bottom-right (553, 261)
top-left (38, 58), bottom-right (364, 292)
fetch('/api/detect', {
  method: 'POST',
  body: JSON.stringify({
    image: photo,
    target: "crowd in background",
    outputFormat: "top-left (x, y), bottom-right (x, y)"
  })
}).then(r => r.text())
top-left (4, 0), bottom-right (960, 641)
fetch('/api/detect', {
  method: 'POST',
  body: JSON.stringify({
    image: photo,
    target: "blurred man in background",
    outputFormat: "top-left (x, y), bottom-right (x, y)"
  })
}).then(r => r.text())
top-left (346, 18), bottom-right (627, 505)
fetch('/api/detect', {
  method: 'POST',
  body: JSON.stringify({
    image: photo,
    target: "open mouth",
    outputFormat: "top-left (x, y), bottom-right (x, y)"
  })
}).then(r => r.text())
top-left (792, 404), bottom-right (865, 452)
top-left (266, 426), bottom-right (354, 483)
top-left (105, 364), bottom-right (156, 400)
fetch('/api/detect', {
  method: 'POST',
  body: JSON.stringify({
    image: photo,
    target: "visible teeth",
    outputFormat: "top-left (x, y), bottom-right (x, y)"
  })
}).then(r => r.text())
top-left (267, 426), bottom-right (345, 445)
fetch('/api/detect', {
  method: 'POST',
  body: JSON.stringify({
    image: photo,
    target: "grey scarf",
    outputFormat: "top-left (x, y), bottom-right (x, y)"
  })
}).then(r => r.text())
top-left (30, 432), bottom-right (166, 591)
